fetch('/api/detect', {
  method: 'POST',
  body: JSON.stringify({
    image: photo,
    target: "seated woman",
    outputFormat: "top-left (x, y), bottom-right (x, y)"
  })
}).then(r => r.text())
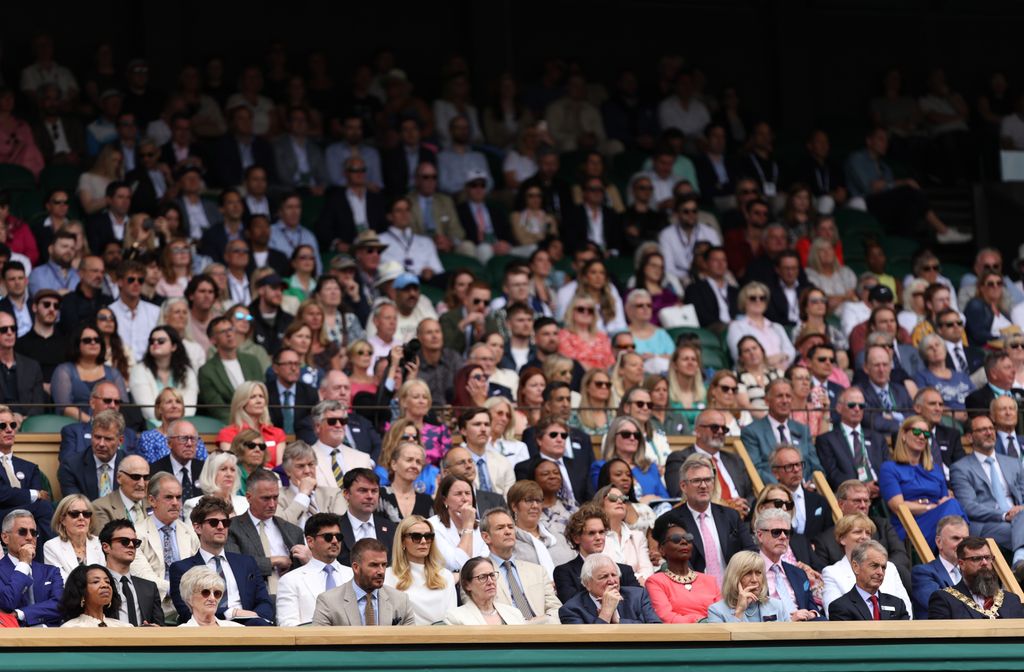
top-left (182, 451), bottom-right (249, 520)
top-left (507, 480), bottom-right (575, 577)
top-left (735, 335), bottom-right (784, 417)
top-left (787, 364), bottom-right (828, 440)
top-left (346, 339), bottom-right (378, 398)
top-left (645, 515), bottom-right (721, 623)
top-left (137, 388), bottom-right (209, 463)
top-left (821, 513), bottom-right (913, 618)
top-left (570, 369), bottom-right (614, 436)
top-left (706, 370), bottom-right (753, 436)
top-left (486, 397), bottom-right (530, 466)
top-left (780, 183), bottom-right (816, 246)
top-left (176, 566), bottom-right (244, 627)
top-left (591, 415), bottom-right (668, 501)
top-left (647, 374), bottom-right (689, 436)
top-left (804, 238), bottom-right (857, 313)
top-left (444, 556), bottom-right (527, 625)
top-left (596, 458), bottom-right (657, 534)
top-left (51, 322), bottom-right (128, 421)
top-left (130, 326), bottom-right (199, 426)
top-left (396, 379), bottom-right (451, 466)
top-left (95, 307), bottom-right (133, 383)
top-left (384, 515), bottom-right (458, 625)
top-left (667, 343), bottom-right (707, 428)
top-left (514, 367), bottom-right (546, 435)
top-left (529, 458), bottom-right (578, 536)
top-left (609, 351), bottom-right (646, 409)
top-left (795, 214), bottom-right (844, 268)
top-left (428, 475), bottom-right (488, 571)
top-left (789, 286), bottom-right (850, 369)
top-left (159, 298), bottom-right (208, 371)
top-left (879, 415), bottom-right (967, 548)
top-left (707, 551), bottom-right (802, 623)
top-left (627, 247), bottom-right (682, 327)
top-left (452, 363), bottom-right (491, 411)
top-left (60, 564), bottom-right (131, 627)
top-left (963, 270), bottom-right (1013, 348)
top-left (558, 295), bottom-right (614, 371)
top-left (565, 259), bottom-right (627, 333)
top-left (726, 282), bottom-right (796, 369)
top-left (155, 237), bottom-right (194, 299)
top-left (230, 427), bottom-right (270, 495)
top-left (592, 484), bottom-right (655, 584)
top-left (914, 333), bottom-right (973, 417)
top-left (285, 244), bottom-right (317, 301)
top-left (625, 290), bottom-right (674, 373)
top-left (215, 381), bottom-right (286, 467)
top-left (377, 437), bottom-right (436, 522)
top-left (44, 495), bottom-right (105, 582)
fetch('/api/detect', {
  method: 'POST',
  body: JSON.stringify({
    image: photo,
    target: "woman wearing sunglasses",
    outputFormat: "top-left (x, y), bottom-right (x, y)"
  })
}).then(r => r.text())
top-left (726, 281), bottom-right (796, 370)
top-left (44, 495), bottom-right (105, 582)
top-left (384, 515), bottom-right (457, 625)
top-left (570, 369), bottom-right (614, 436)
top-left (591, 415), bottom-right (669, 501)
top-left (177, 566), bottom-right (244, 627)
top-left (558, 295), bottom-right (614, 371)
top-left (645, 515), bottom-right (721, 623)
top-left (51, 321), bottom-right (128, 421)
top-left (879, 415), bottom-right (967, 547)
top-left (59, 564), bottom-right (131, 627)
top-left (592, 484), bottom-right (655, 584)
top-left (705, 370), bottom-right (752, 436)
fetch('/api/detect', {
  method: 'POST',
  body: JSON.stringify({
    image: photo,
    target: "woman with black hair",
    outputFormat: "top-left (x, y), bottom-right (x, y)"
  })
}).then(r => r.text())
top-left (60, 564), bottom-right (130, 627)
top-left (130, 325), bottom-right (198, 425)
top-left (51, 322), bottom-right (127, 421)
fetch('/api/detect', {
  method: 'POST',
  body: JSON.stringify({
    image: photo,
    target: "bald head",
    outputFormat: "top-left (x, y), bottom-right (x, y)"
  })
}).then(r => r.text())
top-left (443, 446), bottom-right (476, 482)
top-left (116, 455), bottom-right (151, 502)
top-left (89, 381), bottom-right (122, 416)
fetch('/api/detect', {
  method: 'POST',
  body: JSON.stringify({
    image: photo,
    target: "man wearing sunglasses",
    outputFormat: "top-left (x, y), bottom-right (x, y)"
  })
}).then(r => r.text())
top-left (966, 351), bottom-right (1024, 420)
top-left (515, 415), bottom-right (592, 508)
top-left (55, 255), bottom-right (111, 334)
top-left (276, 512), bottom-right (353, 626)
top-left (309, 400), bottom-right (374, 491)
top-left (99, 519), bottom-right (164, 626)
top-left (317, 156), bottom-right (388, 255)
top-left (316, 374), bottom-right (381, 463)
top-left (0, 405), bottom-right (55, 542)
top-left (15, 287), bottom-right (70, 392)
top-left (912, 387), bottom-right (966, 475)
top-left (754, 507), bottom-right (822, 621)
top-left (92, 455), bottom-right (150, 531)
top-left (815, 387), bottom-right (888, 492)
top-left (0, 310), bottom-right (46, 418)
top-left (109, 259), bottom-right (160, 362)
top-left (440, 279), bottom-right (493, 357)
top-left (666, 409), bottom-right (752, 508)
top-left (58, 381), bottom-right (139, 458)
top-left (0, 508), bottom-right (63, 626)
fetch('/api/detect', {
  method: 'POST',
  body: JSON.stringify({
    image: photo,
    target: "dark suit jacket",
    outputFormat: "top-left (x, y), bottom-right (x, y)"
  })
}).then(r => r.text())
top-left (196, 353), bottom-right (264, 423)
top-left (944, 346), bottom-right (986, 377)
top-left (996, 431), bottom-right (1024, 459)
top-left (347, 412), bottom-right (383, 463)
top-left (225, 514), bottom-right (307, 580)
top-left (928, 578), bottom-right (1024, 619)
top-left (160, 141), bottom-right (203, 170)
top-left (561, 204), bottom-right (623, 255)
top-left (337, 513), bottom-right (395, 567)
top-left (248, 301), bottom-right (293, 356)
top-left (32, 116), bottom-right (86, 165)
top-left (0, 454), bottom-right (45, 494)
top-left (382, 144), bottom-right (436, 198)
top-left (517, 430), bottom-right (595, 506)
top-left (858, 381), bottom-right (914, 435)
top-left (780, 560), bottom-right (823, 615)
top-left (693, 153), bottom-right (736, 203)
top-left (684, 279), bottom-right (738, 329)
top-left (911, 557), bottom-right (957, 619)
top-left (0, 353), bottom-right (46, 417)
top-left (814, 516), bottom-right (912, 591)
top-left (558, 585), bottom-right (661, 624)
top-left (764, 275), bottom-right (813, 326)
top-left (931, 424), bottom-right (966, 471)
top-left (209, 133), bottom-right (278, 188)
top-left (267, 380), bottom-right (319, 434)
top-left (475, 488), bottom-right (506, 515)
top-left (198, 222), bottom-right (237, 262)
top-left (169, 550), bottom-right (275, 624)
top-left (966, 386), bottom-right (1024, 419)
top-left (456, 200), bottom-right (512, 245)
top-left (0, 555), bottom-right (63, 626)
top-left (245, 248), bottom-right (292, 279)
top-left (553, 554), bottom-right (640, 604)
top-left (176, 196), bottom-right (223, 239)
top-left (57, 448), bottom-right (125, 500)
top-left (315, 188), bottom-right (387, 252)
top-left (801, 488), bottom-right (830, 540)
top-left (829, 586), bottom-right (909, 621)
top-left (665, 447), bottom-right (753, 500)
top-left (86, 211), bottom-right (125, 258)
top-left (125, 166), bottom-right (164, 216)
top-left (151, 456), bottom-right (204, 485)
top-left (58, 422), bottom-right (139, 460)
top-left (661, 504), bottom-right (756, 573)
top-left (126, 573), bottom-right (165, 625)
top-left (814, 425), bottom-right (889, 490)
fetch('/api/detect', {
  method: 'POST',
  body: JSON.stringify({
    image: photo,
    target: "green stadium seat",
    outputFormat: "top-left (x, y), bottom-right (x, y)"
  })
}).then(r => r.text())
top-left (186, 415), bottom-right (226, 434)
top-left (836, 208), bottom-right (884, 237)
top-left (420, 283), bottom-right (445, 305)
top-left (0, 163), bottom-right (35, 190)
top-left (701, 348), bottom-right (732, 371)
top-left (20, 414), bottom-right (76, 433)
top-left (605, 256), bottom-right (634, 286)
top-left (942, 262), bottom-right (970, 288)
top-left (439, 252), bottom-right (484, 276)
top-left (301, 194), bottom-right (325, 231)
top-left (485, 254), bottom-right (525, 287)
top-left (667, 326), bottom-right (721, 350)
top-left (10, 187), bottom-right (44, 221)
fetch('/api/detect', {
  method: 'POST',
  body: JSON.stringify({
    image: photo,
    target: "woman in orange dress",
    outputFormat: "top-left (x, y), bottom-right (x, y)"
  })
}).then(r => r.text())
top-left (645, 516), bottom-right (721, 623)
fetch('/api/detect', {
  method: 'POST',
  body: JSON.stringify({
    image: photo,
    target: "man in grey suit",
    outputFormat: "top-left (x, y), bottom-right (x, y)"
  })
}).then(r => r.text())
top-left (92, 455), bottom-right (150, 533)
top-left (225, 469), bottom-right (310, 596)
top-left (312, 538), bottom-right (415, 626)
top-left (272, 107), bottom-right (328, 193)
top-left (739, 379), bottom-right (821, 484)
top-left (950, 415), bottom-right (1024, 567)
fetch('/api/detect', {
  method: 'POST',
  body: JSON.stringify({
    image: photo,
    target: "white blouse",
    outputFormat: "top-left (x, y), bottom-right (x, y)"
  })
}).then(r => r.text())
top-left (384, 562), bottom-right (458, 625)
top-left (427, 514), bottom-right (488, 572)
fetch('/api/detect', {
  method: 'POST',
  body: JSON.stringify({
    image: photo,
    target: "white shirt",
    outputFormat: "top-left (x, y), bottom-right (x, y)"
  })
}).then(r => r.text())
top-left (347, 511), bottom-right (376, 541)
top-left (657, 222), bottom-right (722, 282)
top-left (384, 562), bottom-right (458, 625)
top-left (839, 300), bottom-right (872, 338)
top-left (585, 205), bottom-right (605, 248)
top-left (944, 339), bottom-right (968, 372)
top-left (199, 547), bottom-right (241, 615)
top-left (245, 195), bottom-right (270, 216)
top-left (687, 504), bottom-right (723, 563)
top-left (221, 357), bottom-right (245, 389)
top-left (109, 298), bottom-right (161, 362)
top-left (780, 280), bottom-right (800, 324)
top-left (657, 95), bottom-right (711, 137)
top-left (183, 197), bottom-right (211, 239)
top-left (345, 189), bottom-right (368, 230)
top-left (973, 451), bottom-right (1013, 511)
top-left (694, 446), bottom-right (739, 499)
top-left (540, 454), bottom-right (575, 503)
top-left (708, 278), bottom-right (733, 324)
top-left (939, 555), bottom-right (962, 585)
top-left (228, 272), bottom-right (251, 305)
top-left (379, 227), bottom-right (444, 277)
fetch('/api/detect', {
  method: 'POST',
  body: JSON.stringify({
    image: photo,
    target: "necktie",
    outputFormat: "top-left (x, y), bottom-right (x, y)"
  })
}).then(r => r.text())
top-left (364, 592), bottom-right (376, 626)
top-left (306, 494), bottom-right (318, 521)
top-left (1007, 435), bottom-right (1020, 460)
top-left (99, 464), bottom-right (112, 497)
top-left (331, 449), bottom-right (345, 488)
top-left (554, 460), bottom-right (574, 504)
top-left (770, 564), bottom-right (796, 615)
top-left (324, 564), bottom-right (337, 590)
top-left (852, 430), bottom-right (871, 481)
top-left (777, 423), bottom-right (789, 444)
top-left (951, 566), bottom-right (962, 584)
top-left (698, 512), bottom-right (722, 584)
top-left (160, 526), bottom-right (175, 579)
top-left (212, 555), bottom-right (229, 612)
top-left (422, 199), bottom-right (435, 233)
top-left (880, 387), bottom-right (894, 413)
top-left (870, 594), bottom-right (881, 620)
top-left (1, 454), bottom-right (20, 488)
top-left (476, 457), bottom-right (493, 493)
top-left (956, 345), bottom-right (968, 372)
top-left (714, 456), bottom-right (733, 500)
top-left (121, 576), bottom-right (139, 626)
top-left (474, 204), bottom-right (487, 242)
top-left (258, 520), bottom-right (278, 595)
top-left (986, 456), bottom-right (1010, 513)
top-left (282, 390), bottom-right (295, 435)
top-left (984, 595), bottom-right (995, 611)
top-left (503, 560), bottom-right (535, 620)
top-left (180, 467), bottom-right (194, 502)
top-left (131, 501), bottom-right (146, 523)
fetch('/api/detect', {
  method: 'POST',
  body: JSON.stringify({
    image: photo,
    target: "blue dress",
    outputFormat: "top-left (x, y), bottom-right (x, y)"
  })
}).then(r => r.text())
top-left (913, 369), bottom-right (974, 410)
top-left (878, 459), bottom-right (968, 549)
top-left (137, 429), bottom-right (209, 463)
top-left (589, 459), bottom-right (670, 499)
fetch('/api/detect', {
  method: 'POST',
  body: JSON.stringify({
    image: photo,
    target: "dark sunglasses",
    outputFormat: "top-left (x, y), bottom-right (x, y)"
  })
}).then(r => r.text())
top-left (111, 537), bottom-right (142, 548)
top-left (324, 417), bottom-right (348, 426)
top-left (546, 431), bottom-right (568, 439)
top-left (909, 428), bottom-right (932, 440)
top-left (80, 336), bottom-right (101, 345)
top-left (575, 306), bottom-right (595, 314)
top-left (315, 532), bottom-right (343, 543)
top-left (0, 326), bottom-right (16, 335)
top-left (765, 498), bottom-right (795, 511)
top-left (403, 532), bottom-right (435, 543)
top-left (16, 527), bottom-right (37, 537)
top-left (199, 588), bottom-right (225, 599)
top-left (815, 356), bottom-right (835, 363)
top-left (149, 337), bottom-right (168, 346)
top-left (940, 320), bottom-right (963, 328)
top-left (665, 533), bottom-right (694, 545)
top-left (699, 423), bottom-right (727, 434)
top-left (592, 380), bottom-right (612, 389)
top-left (38, 300), bottom-right (60, 309)
top-left (845, 402), bottom-right (866, 409)
top-left (119, 472), bottom-right (149, 481)
top-left (747, 295), bottom-right (767, 302)
top-left (243, 441), bottom-right (267, 451)
top-left (761, 528), bottom-right (792, 538)
top-left (67, 510), bottom-right (93, 519)
top-left (96, 397), bottom-right (120, 406)
top-left (123, 276), bottom-right (145, 285)
top-left (718, 385), bottom-right (738, 394)
top-left (617, 430), bottom-right (643, 441)
top-left (0, 421), bottom-right (18, 431)
top-left (203, 518), bottom-right (231, 528)
top-left (630, 400), bottom-right (652, 409)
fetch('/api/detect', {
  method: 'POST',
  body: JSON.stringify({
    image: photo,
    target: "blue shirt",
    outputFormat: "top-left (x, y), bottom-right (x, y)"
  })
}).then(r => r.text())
top-left (351, 583), bottom-right (379, 626)
top-left (324, 143), bottom-right (383, 189)
top-left (28, 261), bottom-right (79, 296)
top-left (844, 149), bottom-right (894, 198)
top-left (437, 149), bottom-right (492, 195)
top-left (268, 222), bottom-right (322, 275)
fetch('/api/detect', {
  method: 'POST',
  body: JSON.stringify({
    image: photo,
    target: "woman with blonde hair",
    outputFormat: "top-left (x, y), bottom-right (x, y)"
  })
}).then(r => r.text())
top-left (346, 338), bottom-right (378, 398)
top-left (821, 514), bottom-right (913, 617)
top-left (558, 294), bottom-right (614, 370)
top-left (214, 381), bottom-right (287, 467)
top-left (726, 281), bottom-right (796, 368)
top-left (183, 451), bottom-right (250, 519)
top-left (43, 494), bottom-right (104, 582)
top-left (591, 415), bottom-right (668, 500)
top-left (668, 343), bottom-right (707, 427)
top-left (804, 237), bottom-right (857, 312)
top-left (570, 368), bottom-right (614, 436)
top-left (77, 144), bottom-right (123, 214)
top-left (158, 297), bottom-right (207, 370)
top-left (384, 514), bottom-right (457, 625)
top-left (485, 396), bottom-right (530, 466)
top-left (625, 289), bottom-right (674, 371)
top-left (609, 350), bottom-right (645, 408)
top-left (705, 370), bottom-right (752, 436)
top-left (706, 550), bottom-right (792, 623)
top-left (397, 378), bottom-right (451, 466)
top-left (375, 422), bottom-right (438, 510)
top-left (155, 237), bottom-right (194, 298)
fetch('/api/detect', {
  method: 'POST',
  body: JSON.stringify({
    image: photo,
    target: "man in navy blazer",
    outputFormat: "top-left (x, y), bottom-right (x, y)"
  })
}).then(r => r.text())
top-left (0, 410), bottom-right (56, 541)
top-left (859, 345), bottom-right (914, 436)
top-left (553, 507), bottom-right (640, 603)
top-left (169, 496), bottom-right (275, 625)
top-left (683, 246), bottom-right (738, 332)
top-left (911, 515), bottom-right (968, 618)
top-left (912, 388), bottom-right (967, 475)
top-left (740, 379), bottom-right (822, 484)
top-left (518, 414), bottom-right (593, 507)
top-left (754, 508), bottom-right (823, 619)
top-left (992, 396), bottom-right (1024, 459)
top-left (57, 410), bottom-right (127, 501)
top-left (558, 553), bottom-right (660, 624)
top-left (950, 416), bottom-right (1024, 565)
top-left (828, 541), bottom-right (909, 621)
top-left (58, 384), bottom-right (140, 459)
top-left (0, 509), bottom-right (64, 627)
top-left (815, 387), bottom-right (889, 491)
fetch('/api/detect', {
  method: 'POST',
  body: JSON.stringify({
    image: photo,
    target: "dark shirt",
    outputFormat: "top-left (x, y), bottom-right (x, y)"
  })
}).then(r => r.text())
top-left (14, 329), bottom-right (68, 382)
top-left (58, 286), bottom-right (112, 334)
top-left (417, 349), bottom-right (464, 405)
top-left (0, 361), bottom-right (18, 405)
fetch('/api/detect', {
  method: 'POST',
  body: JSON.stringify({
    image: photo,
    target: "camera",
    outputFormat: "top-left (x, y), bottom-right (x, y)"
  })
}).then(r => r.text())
top-left (400, 338), bottom-right (421, 371)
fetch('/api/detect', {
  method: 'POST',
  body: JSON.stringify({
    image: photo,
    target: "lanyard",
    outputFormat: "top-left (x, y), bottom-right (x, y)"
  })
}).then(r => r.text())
top-left (750, 154), bottom-right (778, 185)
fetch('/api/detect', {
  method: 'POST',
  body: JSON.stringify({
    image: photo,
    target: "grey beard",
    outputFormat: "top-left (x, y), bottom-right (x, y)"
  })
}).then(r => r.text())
top-left (965, 568), bottom-right (1001, 598)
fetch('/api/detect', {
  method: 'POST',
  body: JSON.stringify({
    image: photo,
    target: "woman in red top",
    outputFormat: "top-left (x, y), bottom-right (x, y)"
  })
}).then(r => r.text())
top-left (558, 295), bottom-right (614, 370)
top-left (215, 381), bottom-right (286, 467)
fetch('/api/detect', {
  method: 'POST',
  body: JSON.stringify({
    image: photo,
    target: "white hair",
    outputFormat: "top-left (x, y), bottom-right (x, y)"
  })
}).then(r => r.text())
top-left (580, 552), bottom-right (620, 586)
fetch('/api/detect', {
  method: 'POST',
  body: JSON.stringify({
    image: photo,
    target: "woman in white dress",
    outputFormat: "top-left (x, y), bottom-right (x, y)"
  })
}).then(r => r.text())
top-left (443, 557), bottom-right (526, 626)
top-left (384, 515), bottom-right (458, 625)
top-left (44, 494), bottom-right (105, 582)
top-left (428, 475), bottom-right (488, 572)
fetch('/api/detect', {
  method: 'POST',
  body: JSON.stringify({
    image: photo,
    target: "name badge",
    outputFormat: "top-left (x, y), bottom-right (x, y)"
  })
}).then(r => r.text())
top-left (762, 615), bottom-right (777, 622)
top-left (881, 605), bottom-right (896, 612)
top-left (857, 466), bottom-right (869, 482)
top-left (352, 427), bottom-right (362, 433)
top-left (763, 182), bottom-right (778, 197)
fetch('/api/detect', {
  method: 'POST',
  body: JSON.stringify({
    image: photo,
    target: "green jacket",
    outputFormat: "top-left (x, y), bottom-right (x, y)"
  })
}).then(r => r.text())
top-left (197, 352), bottom-right (265, 422)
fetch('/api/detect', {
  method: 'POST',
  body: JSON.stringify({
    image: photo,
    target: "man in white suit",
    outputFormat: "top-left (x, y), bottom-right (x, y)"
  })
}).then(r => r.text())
top-left (458, 407), bottom-right (515, 496)
top-left (276, 513), bottom-right (353, 626)
top-left (310, 400), bottom-right (374, 490)
top-left (129, 472), bottom-right (199, 620)
top-left (311, 538), bottom-right (415, 626)
top-left (278, 441), bottom-right (347, 528)
top-left (950, 415), bottom-right (1024, 566)
top-left (480, 508), bottom-right (561, 623)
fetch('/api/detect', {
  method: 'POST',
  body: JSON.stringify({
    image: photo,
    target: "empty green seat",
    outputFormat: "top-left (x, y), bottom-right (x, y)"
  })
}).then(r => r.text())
top-left (186, 415), bottom-right (226, 434)
top-left (20, 414), bottom-right (76, 433)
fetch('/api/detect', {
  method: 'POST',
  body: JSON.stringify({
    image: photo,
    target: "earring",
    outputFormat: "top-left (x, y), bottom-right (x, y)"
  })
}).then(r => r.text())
top-left (80, 598), bottom-right (85, 608)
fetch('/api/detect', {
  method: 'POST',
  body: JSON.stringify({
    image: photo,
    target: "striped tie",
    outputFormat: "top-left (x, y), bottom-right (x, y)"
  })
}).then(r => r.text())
top-left (331, 449), bottom-right (344, 488)
top-left (503, 560), bottom-right (535, 620)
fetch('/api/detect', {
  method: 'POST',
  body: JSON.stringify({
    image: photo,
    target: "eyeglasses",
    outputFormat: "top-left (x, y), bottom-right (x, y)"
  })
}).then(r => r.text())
top-left (0, 326), bottom-right (16, 335)
top-left (170, 435), bottom-right (199, 443)
top-left (472, 572), bottom-right (499, 583)
top-left (605, 493), bottom-right (629, 503)
top-left (315, 532), bottom-right (344, 542)
top-left (760, 527), bottom-right (792, 538)
top-left (233, 311), bottom-right (253, 321)
top-left (962, 554), bottom-right (994, 564)
top-left (67, 510), bottom-right (93, 519)
top-left (199, 588), bottom-right (225, 599)
top-left (765, 498), bottom-right (795, 511)
top-left (686, 477), bottom-right (714, 486)
top-left (471, 298), bottom-right (488, 305)
top-left (51, 199), bottom-right (69, 205)
top-left (149, 337), bottom-right (168, 346)
top-left (575, 306), bottom-right (595, 314)
top-left (110, 536), bottom-right (142, 548)
top-left (38, 300), bottom-right (59, 309)
top-left (592, 380), bottom-right (612, 389)
top-left (275, 360), bottom-right (301, 367)
top-left (119, 472), bottom-right (149, 481)
top-left (401, 432), bottom-right (418, 441)
top-left (202, 518), bottom-right (231, 528)
top-left (772, 462), bottom-right (804, 473)
top-left (921, 264), bottom-right (940, 271)
top-left (747, 295), bottom-right (767, 303)
top-left (0, 421), bottom-right (18, 431)
top-left (909, 428), bottom-right (933, 440)
top-left (123, 276), bottom-right (145, 285)
top-left (699, 423), bottom-right (727, 434)
top-left (403, 532), bottom-right (435, 542)
top-left (243, 441), bottom-right (267, 451)
top-left (629, 400), bottom-right (651, 409)
top-left (984, 281), bottom-right (1002, 288)
top-left (94, 397), bottom-right (120, 406)
top-left (95, 314), bottom-right (113, 322)
top-left (80, 336), bottom-right (101, 345)
top-left (808, 297), bottom-right (828, 305)
top-left (617, 430), bottom-right (642, 441)
top-left (845, 402), bottom-right (866, 409)
top-left (546, 431), bottom-right (568, 439)
top-left (323, 417), bottom-right (348, 426)
top-left (15, 527), bottom-right (37, 537)
top-left (170, 246), bottom-right (190, 254)
top-left (665, 533), bottom-right (694, 544)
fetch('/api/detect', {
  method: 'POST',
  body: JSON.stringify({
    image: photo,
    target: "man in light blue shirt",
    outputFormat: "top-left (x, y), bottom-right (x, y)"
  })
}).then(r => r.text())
top-left (437, 115), bottom-right (492, 195)
top-left (28, 230), bottom-right (80, 297)
top-left (268, 193), bottom-right (322, 275)
top-left (325, 114), bottom-right (383, 190)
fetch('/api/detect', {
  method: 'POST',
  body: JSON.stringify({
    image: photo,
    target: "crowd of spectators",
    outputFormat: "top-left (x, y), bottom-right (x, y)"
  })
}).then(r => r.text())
top-left (2, 37), bottom-right (1024, 629)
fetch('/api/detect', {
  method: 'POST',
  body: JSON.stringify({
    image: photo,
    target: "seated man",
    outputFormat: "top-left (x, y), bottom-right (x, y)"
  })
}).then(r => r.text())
top-left (151, 421), bottom-right (204, 502)
top-left (337, 469), bottom-right (395, 567)
top-left (378, 196), bottom-right (444, 281)
top-left (665, 409), bottom-right (753, 510)
top-left (98, 519), bottom-right (164, 626)
top-left (992, 396), bottom-right (1024, 458)
top-left (56, 410), bottom-right (126, 501)
top-left (197, 316), bottom-right (263, 423)
top-left (557, 553), bottom-right (661, 624)
top-left (552, 505), bottom-right (640, 603)
top-left (0, 509), bottom-right (63, 627)
top-left (828, 540), bottom-right (910, 621)
top-left (754, 508), bottom-right (822, 620)
top-left (859, 345), bottom-right (914, 437)
top-left (911, 515), bottom-right (969, 619)
top-left (0, 405), bottom-right (55, 541)
top-left (276, 513), bottom-right (354, 626)
top-left (814, 386), bottom-right (888, 493)
top-left (516, 412), bottom-right (592, 507)
top-left (0, 311), bottom-right (46, 418)
top-left (311, 537), bottom-right (415, 626)
top-left (480, 507), bottom-right (561, 623)
top-left (768, 445), bottom-right (830, 545)
top-left (58, 382), bottom-right (139, 457)
top-left (309, 400), bottom-right (374, 491)
top-left (928, 536), bottom-right (1024, 619)
top-left (913, 387), bottom-right (966, 475)
top-left (277, 441), bottom-right (347, 528)
top-left (440, 447), bottom-right (505, 513)
top-left (91, 455), bottom-right (150, 530)
top-left (950, 415), bottom-right (1024, 567)
top-left (169, 495), bottom-right (275, 625)
top-left (740, 379), bottom-right (822, 485)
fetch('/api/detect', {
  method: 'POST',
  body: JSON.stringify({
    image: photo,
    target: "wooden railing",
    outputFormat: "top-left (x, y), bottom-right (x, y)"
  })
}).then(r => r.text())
top-left (812, 470), bottom-right (844, 523)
